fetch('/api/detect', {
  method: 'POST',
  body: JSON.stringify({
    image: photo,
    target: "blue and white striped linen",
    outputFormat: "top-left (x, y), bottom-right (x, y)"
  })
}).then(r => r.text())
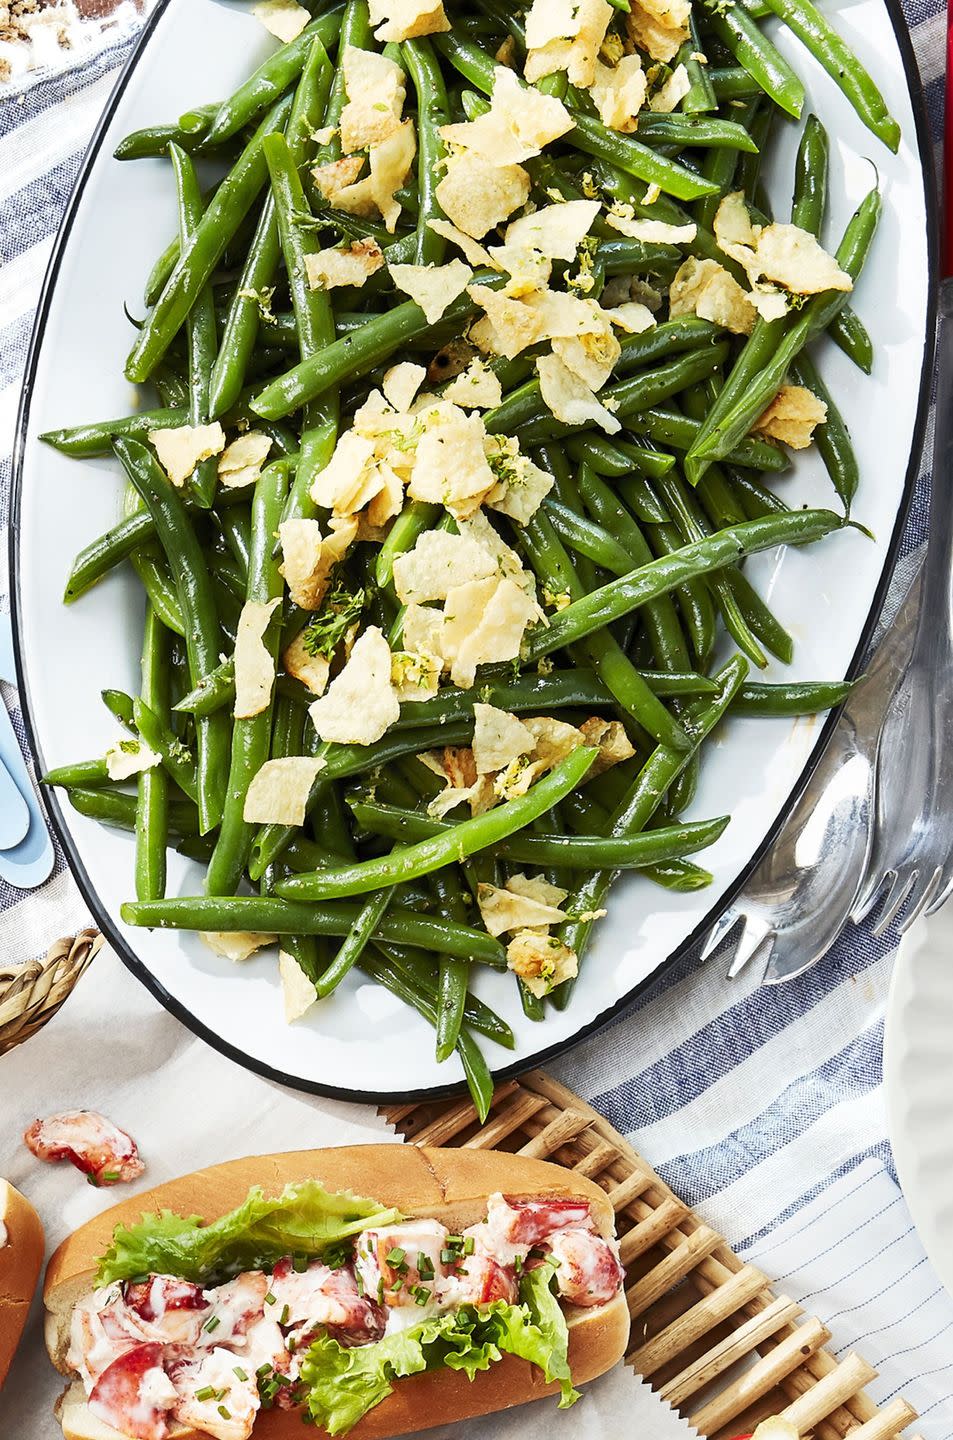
top-left (0, 6), bottom-right (950, 1432)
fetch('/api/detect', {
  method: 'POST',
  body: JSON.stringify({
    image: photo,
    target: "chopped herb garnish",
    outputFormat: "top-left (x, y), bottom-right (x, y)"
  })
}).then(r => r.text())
top-left (256, 1364), bottom-right (274, 1379)
top-left (413, 1284), bottom-right (431, 1306)
top-left (417, 1252), bottom-right (435, 1280)
top-left (202, 1315), bottom-right (220, 1333)
top-left (301, 583), bottom-right (365, 661)
top-left (293, 1253), bottom-right (309, 1273)
top-left (264, 1291), bottom-right (277, 1305)
top-left (218, 1406), bottom-right (232, 1421)
top-left (101, 1171), bottom-right (120, 1183)
top-left (195, 1387), bottom-right (216, 1402)
top-left (233, 1368), bottom-right (248, 1383)
top-left (385, 1246), bottom-right (406, 1269)
top-left (280, 1304), bottom-right (290, 1326)
top-left (463, 1236), bottom-right (475, 1255)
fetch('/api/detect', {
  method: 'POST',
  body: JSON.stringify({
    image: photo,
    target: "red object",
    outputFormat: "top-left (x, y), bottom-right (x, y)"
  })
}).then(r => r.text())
top-left (89, 1344), bottom-right (171, 1440)
top-left (500, 1197), bottom-right (594, 1245)
top-left (944, 9), bottom-right (953, 276)
top-left (23, 1109), bottom-right (144, 1186)
top-left (123, 1277), bottom-right (207, 1322)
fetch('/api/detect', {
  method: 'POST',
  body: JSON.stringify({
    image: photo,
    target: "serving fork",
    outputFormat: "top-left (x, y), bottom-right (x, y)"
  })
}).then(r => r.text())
top-left (699, 570), bottom-right (921, 982)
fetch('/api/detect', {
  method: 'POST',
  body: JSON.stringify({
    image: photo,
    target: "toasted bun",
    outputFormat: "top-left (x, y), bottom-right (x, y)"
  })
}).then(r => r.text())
top-left (47, 1146), bottom-right (629, 1438)
top-left (0, 1178), bottom-right (45, 1388)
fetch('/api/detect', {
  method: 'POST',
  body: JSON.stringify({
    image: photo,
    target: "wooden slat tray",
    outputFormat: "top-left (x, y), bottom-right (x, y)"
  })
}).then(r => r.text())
top-left (381, 1071), bottom-right (921, 1440)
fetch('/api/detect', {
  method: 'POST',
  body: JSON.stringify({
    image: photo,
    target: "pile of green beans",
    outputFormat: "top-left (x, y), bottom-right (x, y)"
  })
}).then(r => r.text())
top-left (40, 0), bottom-right (893, 1118)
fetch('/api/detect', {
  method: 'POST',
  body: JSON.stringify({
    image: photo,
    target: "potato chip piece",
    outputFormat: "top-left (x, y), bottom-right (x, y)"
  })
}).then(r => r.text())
top-left (579, 716), bottom-right (637, 776)
top-left (506, 931), bottom-right (578, 996)
top-left (523, 715), bottom-right (585, 769)
top-left (607, 301), bottom-right (657, 334)
top-left (713, 190), bottom-right (757, 251)
top-left (305, 238), bottom-right (385, 291)
top-left (340, 46), bottom-right (406, 152)
top-left (382, 361), bottom-right (427, 413)
top-left (218, 431), bottom-right (273, 490)
top-left (472, 703), bottom-right (535, 774)
top-left (278, 950), bottom-right (318, 1023)
top-left (443, 358), bottom-right (504, 411)
top-left (407, 406), bottom-right (497, 517)
top-left (368, 0), bottom-right (449, 42)
top-left (443, 576), bottom-right (538, 688)
top-left (308, 625), bottom-right (400, 744)
top-left (669, 256), bottom-right (756, 336)
top-left (309, 430), bottom-right (378, 514)
top-left (590, 54), bottom-right (647, 132)
top-left (391, 649), bottom-right (442, 701)
top-left (389, 259), bottom-right (473, 324)
top-left (467, 284), bottom-right (547, 359)
top-left (332, 121), bottom-right (417, 232)
top-left (440, 66), bottom-right (573, 166)
top-left (104, 738), bottom-right (160, 782)
top-left (403, 603), bottom-right (447, 661)
top-left (485, 442), bottom-right (555, 525)
top-left (202, 932), bottom-right (278, 962)
top-left (234, 597), bottom-right (281, 719)
top-left (625, 0), bottom-right (688, 63)
top-left (436, 151), bottom-right (530, 239)
top-left (477, 879), bottom-right (568, 937)
top-left (649, 62), bottom-right (691, 112)
top-left (607, 210), bottom-right (696, 245)
top-left (366, 461), bottom-right (405, 528)
top-left (487, 241), bottom-right (552, 298)
top-left (751, 384), bottom-right (828, 449)
top-left (525, 0), bottom-right (613, 87)
top-left (253, 0), bottom-right (310, 43)
top-left (457, 507), bottom-right (540, 599)
top-left (552, 323), bottom-right (622, 392)
top-left (507, 873), bottom-right (569, 909)
top-left (753, 223), bottom-right (853, 295)
top-left (427, 219), bottom-right (494, 267)
top-left (243, 757), bottom-right (328, 826)
top-left (149, 422), bottom-right (225, 488)
top-left (283, 630), bottom-right (331, 697)
top-left (503, 199), bottom-right (602, 262)
top-left (393, 529), bottom-right (497, 604)
top-left (279, 515), bottom-right (357, 611)
top-left (537, 351), bottom-right (622, 435)
top-left (312, 155), bottom-right (366, 205)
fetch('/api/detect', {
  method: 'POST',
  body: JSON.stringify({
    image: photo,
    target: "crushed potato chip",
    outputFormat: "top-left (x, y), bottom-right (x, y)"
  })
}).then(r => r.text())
top-left (467, 284), bottom-right (546, 358)
top-left (149, 422), bottom-right (225, 488)
top-left (485, 438), bottom-right (555, 524)
top-left (253, 0), bottom-right (310, 43)
top-left (403, 603), bottom-right (447, 660)
top-left (440, 66), bottom-right (573, 166)
top-left (523, 715), bottom-right (585, 769)
top-left (234, 598), bottom-right (281, 719)
top-left (751, 385), bottom-right (828, 449)
top-left (669, 256), bottom-right (756, 336)
top-left (202, 932), bottom-right (278, 962)
top-left (579, 716), bottom-right (637, 776)
top-left (507, 931), bottom-right (579, 996)
top-left (312, 155), bottom-right (366, 205)
top-left (504, 199), bottom-right (602, 262)
top-left (305, 238), bottom-right (385, 291)
top-left (590, 54), bottom-right (647, 132)
top-left (436, 150), bottom-right (530, 239)
top-left (458, 508), bottom-right (539, 598)
top-left (309, 625), bottom-right (400, 745)
top-left (537, 351), bottom-right (621, 436)
top-left (278, 950), bottom-right (318, 1023)
top-left (243, 756), bottom-right (327, 826)
top-left (472, 703), bottom-right (535, 774)
top-left (330, 121), bottom-right (417, 232)
top-left (478, 878), bottom-right (569, 937)
top-left (552, 321), bottom-right (621, 392)
top-left (389, 259), bottom-right (473, 324)
top-left (714, 194), bottom-right (852, 295)
top-left (525, 0), bottom-right (613, 87)
top-left (309, 430), bottom-right (379, 515)
top-left (382, 361), bottom-right (427, 413)
top-left (104, 738), bottom-right (160, 782)
top-left (509, 873), bottom-right (569, 909)
top-left (443, 358), bottom-right (504, 410)
top-left (391, 648), bottom-right (442, 701)
top-left (607, 210), bottom-right (696, 245)
top-left (279, 516), bottom-right (357, 611)
top-left (427, 218), bottom-right (494, 267)
top-left (443, 576), bottom-right (538, 688)
top-left (407, 406), bottom-right (497, 517)
top-left (283, 631), bottom-right (331, 697)
top-left (393, 529), bottom-right (497, 604)
top-left (625, 0), bottom-right (689, 63)
top-left (340, 46), bottom-right (406, 152)
top-left (607, 300), bottom-right (657, 334)
top-left (649, 62), bottom-right (691, 112)
top-left (218, 431), bottom-right (273, 490)
top-left (368, 0), bottom-right (449, 43)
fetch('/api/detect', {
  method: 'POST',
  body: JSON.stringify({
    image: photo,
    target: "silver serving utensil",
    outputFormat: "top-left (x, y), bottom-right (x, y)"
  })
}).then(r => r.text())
top-left (851, 278), bottom-right (953, 935)
top-left (699, 569), bottom-right (921, 983)
top-left (0, 613), bottom-right (56, 890)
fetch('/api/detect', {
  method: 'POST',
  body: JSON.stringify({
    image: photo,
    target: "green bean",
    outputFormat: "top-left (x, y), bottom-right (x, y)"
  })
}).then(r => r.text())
top-left (761, 0), bottom-right (899, 149)
top-left (434, 32), bottom-right (719, 201)
top-left (173, 657), bottom-right (236, 717)
top-left (680, 16), bottom-right (718, 113)
top-left (101, 688), bottom-right (199, 803)
top-left (634, 113), bottom-right (758, 151)
top-left (42, 407), bottom-right (185, 458)
top-left (403, 38), bottom-right (449, 264)
top-left (734, 679), bottom-right (854, 716)
top-left (121, 895), bottom-right (507, 966)
top-left (135, 607), bottom-right (170, 902)
top-left (728, 468), bottom-right (790, 519)
top-left (349, 801), bottom-right (730, 869)
top-left (200, 10), bottom-right (344, 146)
top-left (643, 858), bottom-right (713, 891)
top-left (116, 438), bottom-right (231, 833)
top-left (829, 308), bottom-right (873, 375)
top-left (429, 870), bottom-right (471, 1062)
top-left (115, 104), bottom-right (218, 161)
top-left (718, 567), bottom-right (794, 664)
top-left (370, 939), bottom-right (514, 1049)
top-left (314, 887), bottom-right (396, 997)
top-left (127, 97), bottom-right (293, 385)
top-left (277, 748), bottom-right (597, 900)
top-left (169, 144), bottom-right (219, 508)
top-left (523, 510), bottom-right (841, 664)
top-left (545, 499), bottom-right (635, 577)
top-left (121, 485), bottom-right (187, 636)
top-left (686, 189), bottom-right (881, 476)
top-left (68, 787), bottom-right (199, 836)
top-left (565, 435), bottom-right (675, 490)
top-left (710, 67), bottom-right (763, 101)
top-left (704, 2), bottom-right (805, 119)
top-left (790, 352), bottom-right (859, 513)
top-left (206, 462), bottom-right (289, 894)
top-left (145, 237), bottom-right (181, 308)
top-left (646, 519), bottom-right (717, 668)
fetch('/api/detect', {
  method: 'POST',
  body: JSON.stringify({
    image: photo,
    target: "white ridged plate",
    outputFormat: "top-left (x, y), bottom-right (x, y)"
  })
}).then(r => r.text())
top-left (11, 0), bottom-right (936, 1101)
top-left (885, 909), bottom-right (953, 1297)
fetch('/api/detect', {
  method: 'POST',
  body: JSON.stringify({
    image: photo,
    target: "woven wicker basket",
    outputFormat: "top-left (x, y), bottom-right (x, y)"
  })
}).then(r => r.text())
top-left (0, 929), bottom-right (102, 1055)
top-left (383, 1072), bottom-right (922, 1440)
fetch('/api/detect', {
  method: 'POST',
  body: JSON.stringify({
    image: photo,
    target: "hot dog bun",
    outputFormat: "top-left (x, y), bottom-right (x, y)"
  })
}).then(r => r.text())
top-left (0, 1177), bottom-right (45, 1388)
top-left (46, 1145), bottom-right (630, 1439)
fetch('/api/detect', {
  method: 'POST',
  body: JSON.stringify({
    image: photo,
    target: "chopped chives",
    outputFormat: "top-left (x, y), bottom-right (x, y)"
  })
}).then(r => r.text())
top-left (195, 1386), bottom-right (216, 1402)
top-left (280, 1304), bottom-right (290, 1326)
top-left (264, 1291), bottom-right (277, 1305)
top-left (218, 1406), bottom-right (232, 1420)
top-left (233, 1368), bottom-right (248, 1382)
top-left (202, 1315), bottom-right (220, 1333)
top-left (463, 1236), bottom-right (475, 1255)
top-left (385, 1246), bottom-right (406, 1268)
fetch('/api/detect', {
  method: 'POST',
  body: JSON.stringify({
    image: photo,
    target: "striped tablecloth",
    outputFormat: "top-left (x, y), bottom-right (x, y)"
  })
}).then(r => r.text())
top-left (1, 4), bottom-right (951, 1434)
